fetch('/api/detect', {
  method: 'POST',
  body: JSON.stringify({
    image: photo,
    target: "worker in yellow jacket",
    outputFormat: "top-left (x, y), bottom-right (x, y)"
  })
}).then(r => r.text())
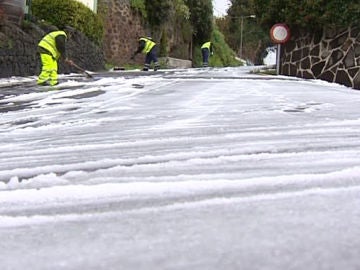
top-left (37, 27), bottom-right (73, 86)
top-left (131, 37), bottom-right (160, 71)
top-left (201, 41), bottom-right (214, 67)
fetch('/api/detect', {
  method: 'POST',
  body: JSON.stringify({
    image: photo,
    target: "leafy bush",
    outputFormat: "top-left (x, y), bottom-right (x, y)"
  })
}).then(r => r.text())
top-left (145, 0), bottom-right (171, 27)
top-left (31, 0), bottom-right (103, 44)
top-left (130, 0), bottom-right (147, 18)
top-left (184, 0), bottom-right (214, 45)
top-left (254, 0), bottom-right (360, 29)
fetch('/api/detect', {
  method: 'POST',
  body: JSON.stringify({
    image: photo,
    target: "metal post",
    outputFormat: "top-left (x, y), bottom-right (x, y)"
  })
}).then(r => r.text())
top-left (276, 44), bottom-right (281, 75)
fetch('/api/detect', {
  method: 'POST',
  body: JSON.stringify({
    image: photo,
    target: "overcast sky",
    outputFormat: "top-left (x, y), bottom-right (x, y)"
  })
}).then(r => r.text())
top-left (213, 0), bottom-right (230, 16)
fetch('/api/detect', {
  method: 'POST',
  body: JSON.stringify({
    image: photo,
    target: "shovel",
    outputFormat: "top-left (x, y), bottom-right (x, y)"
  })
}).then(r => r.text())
top-left (68, 60), bottom-right (93, 78)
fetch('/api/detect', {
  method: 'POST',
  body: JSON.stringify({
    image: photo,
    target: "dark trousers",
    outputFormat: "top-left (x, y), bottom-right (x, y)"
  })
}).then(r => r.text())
top-left (201, 48), bottom-right (209, 67)
top-left (144, 46), bottom-right (159, 70)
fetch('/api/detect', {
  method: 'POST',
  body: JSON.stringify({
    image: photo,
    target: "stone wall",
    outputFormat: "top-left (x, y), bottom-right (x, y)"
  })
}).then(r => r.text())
top-left (0, 21), bottom-right (38, 77)
top-left (101, 0), bottom-right (145, 66)
top-left (281, 26), bottom-right (360, 90)
top-left (0, 21), bottom-right (105, 78)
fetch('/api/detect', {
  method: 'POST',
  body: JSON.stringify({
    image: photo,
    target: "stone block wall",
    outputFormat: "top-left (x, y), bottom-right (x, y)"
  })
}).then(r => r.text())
top-left (101, 0), bottom-right (145, 66)
top-left (0, 22), bottom-right (39, 77)
top-left (281, 26), bottom-right (360, 90)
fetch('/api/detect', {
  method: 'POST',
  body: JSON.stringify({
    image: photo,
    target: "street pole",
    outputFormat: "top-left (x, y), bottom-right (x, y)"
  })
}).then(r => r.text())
top-left (276, 44), bottom-right (281, 75)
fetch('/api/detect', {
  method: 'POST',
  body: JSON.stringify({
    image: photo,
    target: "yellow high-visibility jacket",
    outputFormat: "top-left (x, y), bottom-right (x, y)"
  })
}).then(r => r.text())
top-left (140, 38), bottom-right (156, 54)
top-left (38, 31), bottom-right (67, 60)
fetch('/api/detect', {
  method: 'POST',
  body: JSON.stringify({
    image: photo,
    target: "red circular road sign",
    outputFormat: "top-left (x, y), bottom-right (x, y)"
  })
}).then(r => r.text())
top-left (270, 23), bottom-right (290, 44)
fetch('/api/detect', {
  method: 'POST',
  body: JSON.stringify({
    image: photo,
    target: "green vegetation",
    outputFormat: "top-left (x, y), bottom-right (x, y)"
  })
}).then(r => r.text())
top-left (192, 26), bottom-right (240, 67)
top-left (253, 0), bottom-right (360, 29)
top-left (145, 0), bottom-right (171, 27)
top-left (184, 0), bottom-right (213, 45)
top-left (130, 0), bottom-right (147, 18)
top-left (216, 0), bottom-right (270, 64)
top-left (31, 0), bottom-right (103, 45)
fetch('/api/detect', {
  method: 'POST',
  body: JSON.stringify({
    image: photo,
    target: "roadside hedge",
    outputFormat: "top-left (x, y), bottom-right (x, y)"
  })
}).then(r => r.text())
top-left (254, 0), bottom-right (360, 29)
top-left (31, 0), bottom-right (103, 45)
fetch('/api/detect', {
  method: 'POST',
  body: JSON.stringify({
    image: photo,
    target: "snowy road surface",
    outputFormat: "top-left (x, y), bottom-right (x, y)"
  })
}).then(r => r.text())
top-left (1, 67), bottom-right (360, 270)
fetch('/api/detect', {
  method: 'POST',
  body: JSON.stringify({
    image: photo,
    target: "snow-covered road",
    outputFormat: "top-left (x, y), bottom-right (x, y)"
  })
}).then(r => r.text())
top-left (1, 67), bottom-right (360, 270)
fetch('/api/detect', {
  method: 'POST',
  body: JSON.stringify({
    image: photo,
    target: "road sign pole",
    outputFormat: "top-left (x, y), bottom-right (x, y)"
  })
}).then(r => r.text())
top-left (276, 44), bottom-right (281, 75)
